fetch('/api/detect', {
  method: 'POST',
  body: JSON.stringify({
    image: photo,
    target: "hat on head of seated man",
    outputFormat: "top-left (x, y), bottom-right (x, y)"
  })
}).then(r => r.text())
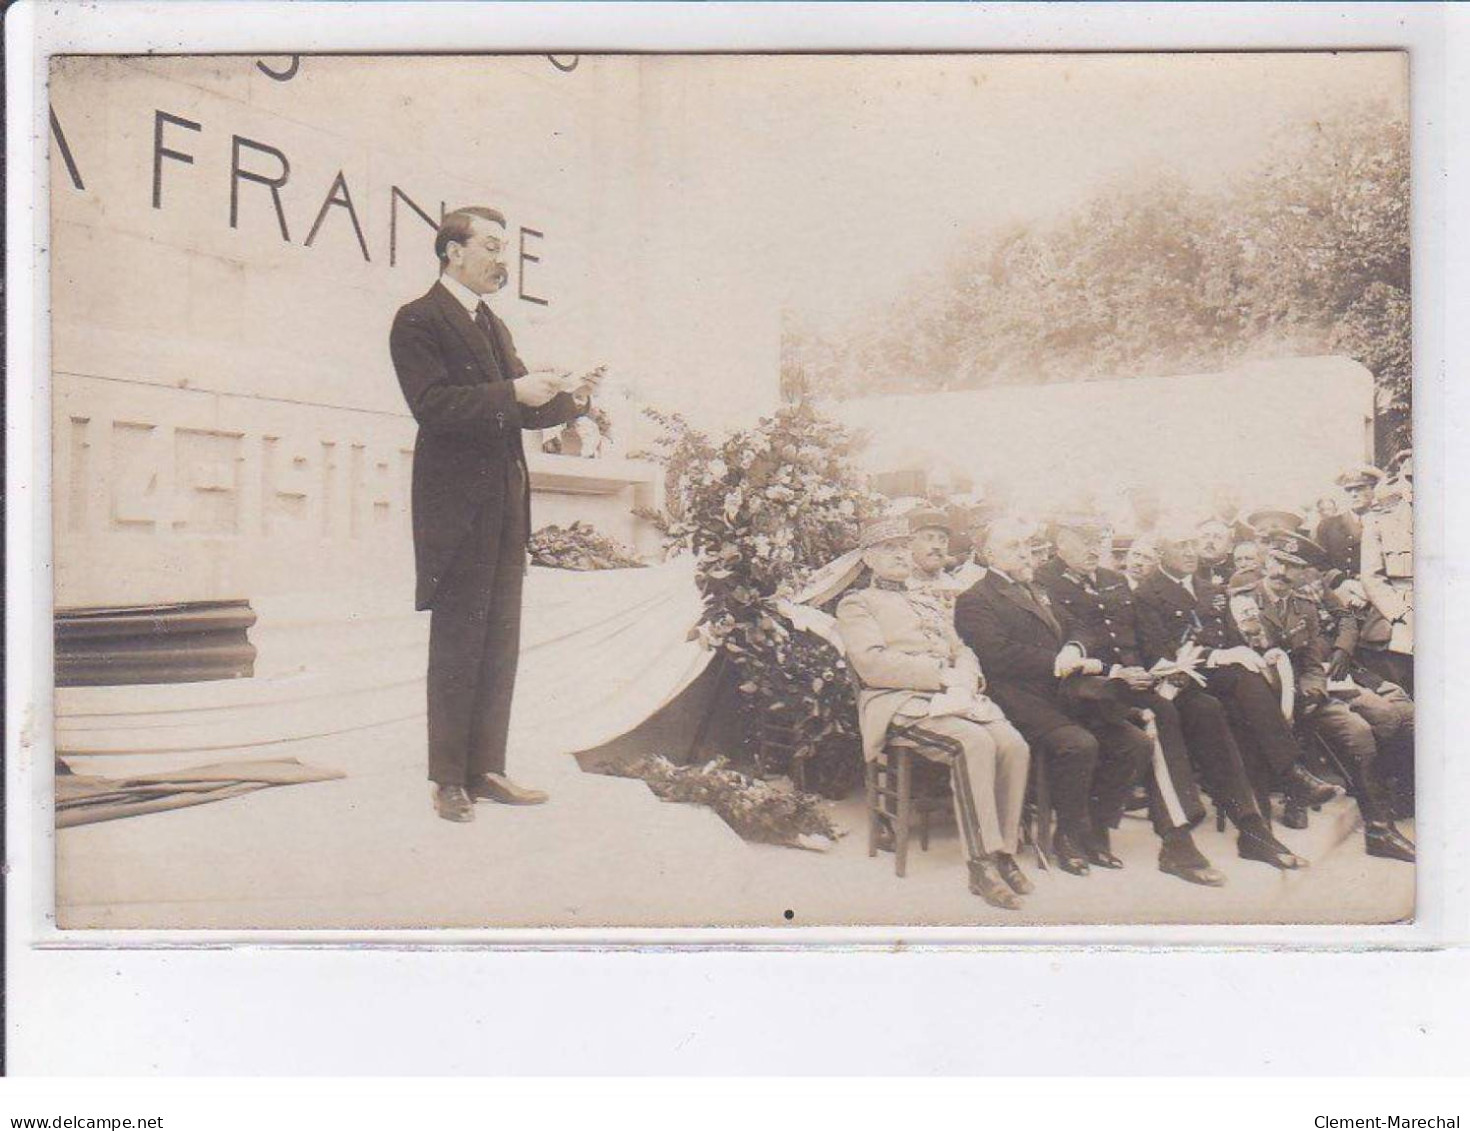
top-left (1261, 528), bottom-right (1327, 570)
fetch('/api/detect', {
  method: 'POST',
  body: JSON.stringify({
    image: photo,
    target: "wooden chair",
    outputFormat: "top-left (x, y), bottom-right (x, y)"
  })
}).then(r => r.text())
top-left (778, 599), bottom-right (1053, 874)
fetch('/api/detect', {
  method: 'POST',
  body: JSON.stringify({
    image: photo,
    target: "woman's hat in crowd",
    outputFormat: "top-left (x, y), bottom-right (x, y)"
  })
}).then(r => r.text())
top-left (858, 516), bottom-right (914, 550)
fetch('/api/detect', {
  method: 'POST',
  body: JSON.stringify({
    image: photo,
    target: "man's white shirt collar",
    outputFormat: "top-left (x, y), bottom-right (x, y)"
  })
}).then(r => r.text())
top-left (1162, 568), bottom-right (1196, 597)
top-left (440, 272), bottom-right (483, 314)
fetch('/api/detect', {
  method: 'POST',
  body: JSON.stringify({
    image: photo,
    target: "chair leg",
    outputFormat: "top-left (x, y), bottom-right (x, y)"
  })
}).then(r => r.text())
top-left (920, 805), bottom-right (931, 852)
top-left (895, 749), bottom-right (913, 878)
top-left (865, 760), bottom-right (879, 858)
top-left (1032, 745), bottom-right (1053, 870)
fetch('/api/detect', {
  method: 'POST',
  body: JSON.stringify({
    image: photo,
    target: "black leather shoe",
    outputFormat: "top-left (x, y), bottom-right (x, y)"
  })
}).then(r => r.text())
top-left (1281, 800), bottom-right (1309, 830)
top-left (1365, 824), bottom-right (1416, 863)
top-left (1159, 834), bottom-right (1227, 887)
top-left (433, 784), bottom-right (474, 823)
top-left (1053, 831), bottom-right (1091, 876)
top-left (994, 853), bottom-right (1035, 895)
top-left (1238, 827), bottom-right (1308, 870)
top-left (1084, 828), bottom-right (1124, 870)
top-left (968, 858), bottom-right (1023, 910)
top-left (471, 773), bottom-right (549, 805)
top-left (1286, 764), bottom-right (1339, 808)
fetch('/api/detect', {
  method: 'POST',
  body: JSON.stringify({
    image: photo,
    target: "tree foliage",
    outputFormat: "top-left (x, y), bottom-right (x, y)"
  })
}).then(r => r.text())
top-left (786, 105), bottom-right (1411, 458)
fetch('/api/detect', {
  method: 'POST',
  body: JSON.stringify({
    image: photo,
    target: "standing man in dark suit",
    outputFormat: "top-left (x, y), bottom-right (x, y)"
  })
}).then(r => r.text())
top-left (390, 206), bottom-right (599, 822)
top-left (954, 517), bottom-right (1150, 876)
top-left (1037, 515), bottom-right (1303, 872)
top-left (1133, 526), bottom-right (1338, 826)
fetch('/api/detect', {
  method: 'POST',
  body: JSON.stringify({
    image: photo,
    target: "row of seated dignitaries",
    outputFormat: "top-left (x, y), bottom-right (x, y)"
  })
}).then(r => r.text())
top-left (833, 509), bottom-right (1413, 913)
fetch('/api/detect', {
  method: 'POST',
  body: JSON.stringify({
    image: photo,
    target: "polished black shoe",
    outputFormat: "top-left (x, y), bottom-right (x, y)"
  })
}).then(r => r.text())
top-left (470, 773), bottom-right (549, 806)
top-left (1158, 832), bottom-right (1227, 887)
top-left (1286, 764), bottom-right (1340, 808)
top-left (433, 784), bottom-right (474, 823)
top-left (1084, 828), bottom-right (1124, 870)
top-left (994, 853), bottom-right (1035, 895)
top-left (1238, 826), bottom-right (1308, 870)
top-left (1053, 831), bottom-right (1091, 876)
top-left (1281, 799), bottom-right (1309, 830)
top-left (1365, 823), bottom-right (1416, 863)
top-left (968, 858), bottom-right (1023, 911)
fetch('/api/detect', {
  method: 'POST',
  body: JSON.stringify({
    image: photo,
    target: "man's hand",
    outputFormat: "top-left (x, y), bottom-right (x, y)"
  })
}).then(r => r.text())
top-left (513, 370), bottom-right (568, 408)
top-left (1111, 666), bottom-right (1156, 692)
top-left (1054, 645), bottom-right (1086, 679)
top-left (1327, 649), bottom-right (1352, 681)
top-left (1301, 685), bottom-right (1329, 711)
top-left (573, 365), bottom-right (608, 401)
top-left (939, 666), bottom-right (972, 693)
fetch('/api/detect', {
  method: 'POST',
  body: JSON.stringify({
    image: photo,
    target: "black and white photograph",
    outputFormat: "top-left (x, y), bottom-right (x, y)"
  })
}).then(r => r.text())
top-left (47, 49), bottom-right (1417, 929)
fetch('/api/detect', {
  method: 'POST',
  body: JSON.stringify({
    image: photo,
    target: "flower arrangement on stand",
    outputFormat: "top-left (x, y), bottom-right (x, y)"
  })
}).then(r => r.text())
top-left (637, 402), bottom-right (884, 797)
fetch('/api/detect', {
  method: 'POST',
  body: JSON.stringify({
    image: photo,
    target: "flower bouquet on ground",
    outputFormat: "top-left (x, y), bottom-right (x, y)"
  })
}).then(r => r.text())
top-left (610, 754), bottom-right (839, 851)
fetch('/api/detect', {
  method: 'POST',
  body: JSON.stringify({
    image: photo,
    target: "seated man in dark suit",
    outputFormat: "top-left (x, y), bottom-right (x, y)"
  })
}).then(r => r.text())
top-left (1133, 525), bottom-right (1339, 832)
top-left (954, 517), bottom-right (1149, 877)
top-left (1037, 515), bottom-right (1304, 873)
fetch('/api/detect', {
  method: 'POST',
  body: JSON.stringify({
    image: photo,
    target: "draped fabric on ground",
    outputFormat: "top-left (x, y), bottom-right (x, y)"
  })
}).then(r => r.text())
top-left (56, 758), bottom-right (346, 828)
top-left (509, 557), bottom-right (714, 757)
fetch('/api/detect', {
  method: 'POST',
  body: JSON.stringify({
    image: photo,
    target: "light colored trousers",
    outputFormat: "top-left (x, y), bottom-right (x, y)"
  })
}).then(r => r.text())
top-left (898, 717), bottom-right (1031, 859)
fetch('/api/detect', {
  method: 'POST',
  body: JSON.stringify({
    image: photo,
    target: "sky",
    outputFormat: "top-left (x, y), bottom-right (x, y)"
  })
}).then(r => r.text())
top-left (605, 52), bottom-right (1407, 333)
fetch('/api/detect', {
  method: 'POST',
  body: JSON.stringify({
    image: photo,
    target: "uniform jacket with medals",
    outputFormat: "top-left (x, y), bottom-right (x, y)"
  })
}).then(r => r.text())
top-left (1247, 581), bottom-right (1331, 705)
top-left (1035, 559), bottom-right (1144, 668)
top-left (390, 281), bottom-right (583, 610)
top-left (1134, 569), bottom-right (1243, 668)
top-left (953, 570), bottom-right (1114, 738)
top-left (836, 583), bottom-right (1003, 762)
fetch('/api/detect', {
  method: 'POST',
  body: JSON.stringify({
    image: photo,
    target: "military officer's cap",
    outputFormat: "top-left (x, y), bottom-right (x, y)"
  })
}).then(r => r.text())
top-left (1335, 465), bottom-right (1385, 491)
top-left (1262, 529), bottom-right (1326, 568)
top-left (1387, 448), bottom-right (1413, 476)
top-left (859, 516), bottom-right (913, 550)
top-left (906, 506), bottom-right (952, 535)
top-left (1246, 506), bottom-right (1306, 535)
top-left (1227, 568), bottom-right (1264, 594)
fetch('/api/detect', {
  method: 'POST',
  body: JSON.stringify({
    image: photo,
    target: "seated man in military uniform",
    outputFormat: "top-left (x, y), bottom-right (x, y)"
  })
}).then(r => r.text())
top-left (1244, 531), bottom-right (1414, 862)
top-left (1037, 514), bottom-right (1304, 874)
top-left (954, 517), bottom-right (1151, 878)
top-left (1134, 525), bottom-right (1339, 828)
top-left (836, 517), bottom-right (1033, 911)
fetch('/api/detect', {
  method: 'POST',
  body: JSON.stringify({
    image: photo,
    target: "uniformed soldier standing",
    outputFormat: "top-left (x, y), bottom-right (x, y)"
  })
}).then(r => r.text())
top-left (1359, 450), bottom-right (1414, 695)
top-left (905, 507), bottom-right (970, 608)
top-left (836, 518), bottom-right (1034, 911)
top-left (1318, 464), bottom-right (1384, 578)
top-left (1246, 532), bottom-right (1415, 862)
top-left (1037, 516), bottom-right (1304, 873)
